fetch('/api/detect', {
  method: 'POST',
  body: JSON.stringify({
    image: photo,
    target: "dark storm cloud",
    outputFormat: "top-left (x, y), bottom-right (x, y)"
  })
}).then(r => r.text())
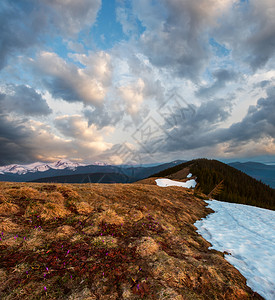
top-left (196, 69), bottom-right (239, 98)
top-left (0, 115), bottom-right (36, 165)
top-left (218, 86), bottom-right (275, 143)
top-left (0, 1), bottom-right (40, 70)
top-left (153, 86), bottom-right (275, 153)
top-left (0, 85), bottom-right (52, 116)
top-left (158, 97), bottom-right (233, 151)
top-left (44, 78), bottom-right (81, 104)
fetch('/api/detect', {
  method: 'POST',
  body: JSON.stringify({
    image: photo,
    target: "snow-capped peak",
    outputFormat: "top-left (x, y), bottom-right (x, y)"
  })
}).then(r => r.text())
top-left (0, 160), bottom-right (87, 175)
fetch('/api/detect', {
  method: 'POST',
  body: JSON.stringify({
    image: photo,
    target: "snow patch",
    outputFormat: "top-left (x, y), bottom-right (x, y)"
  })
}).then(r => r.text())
top-left (187, 173), bottom-right (192, 178)
top-left (195, 200), bottom-right (275, 300)
top-left (155, 178), bottom-right (197, 188)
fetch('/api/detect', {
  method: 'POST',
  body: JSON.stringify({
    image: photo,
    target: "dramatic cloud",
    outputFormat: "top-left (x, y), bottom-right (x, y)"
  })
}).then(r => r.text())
top-left (218, 86), bottom-right (275, 144)
top-left (54, 115), bottom-right (113, 151)
top-left (196, 69), bottom-right (239, 98)
top-left (33, 51), bottom-right (111, 105)
top-left (84, 106), bottom-right (123, 129)
top-left (151, 85), bottom-right (275, 158)
top-left (0, 0), bottom-right (274, 164)
top-left (0, 1), bottom-right (39, 70)
top-left (119, 78), bottom-right (145, 116)
top-left (0, 115), bottom-right (34, 165)
top-left (0, 0), bottom-right (101, 70)
top-left (0, 85), bottom-right (52, 116)
top-left (131, 0), bottom-right (235, 80)
top-left (0, 114), bottom-right (113, 166)
top-left (213, 0), bottom-right (275, 71)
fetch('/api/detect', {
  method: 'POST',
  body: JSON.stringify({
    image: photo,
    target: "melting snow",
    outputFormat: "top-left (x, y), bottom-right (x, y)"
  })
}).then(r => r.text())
top-left (187, 173), bottom-right (192, 178)
top-left (155, 178), bottom-right (197, 188)
top-left (195, 200), bottom-right (275, 300)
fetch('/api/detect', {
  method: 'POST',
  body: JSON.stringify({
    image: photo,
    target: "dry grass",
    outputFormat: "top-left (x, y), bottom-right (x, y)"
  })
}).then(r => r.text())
top-left (0, 181), bottom-right (263, 300)
top-left (92, 235), bottom-right (118, 248)
top-left (55, 225), bottom-right (76, 239)
top-left (136, 236), bottom-right (159, 257)
top-left (0, 202), bottom-right (20, 215)
top-left (22, 228), bottom-right (46, 250)
top-left (24, 196), bottom-right (71, 221)
top-left (6, 187), bottom-right (43, 200)
top-left (0, 191), bottom-right (7, 202)
top-left (96, 208), bottom-right (124, 225)
top-left (0, 217), bottom-right (20, 232)
top-left (75, 201), bottom-right (94, 215)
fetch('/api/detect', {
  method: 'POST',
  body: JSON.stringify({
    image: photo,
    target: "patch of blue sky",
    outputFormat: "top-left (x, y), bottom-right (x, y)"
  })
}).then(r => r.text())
top-left (209, 38), bottom-right (230, 57)
top-left (43, 36), bottom-right (68, 58)
top-left (90, 0), bottom-right (145, 50)
top-left (90, 0), bottom-right (127, 50)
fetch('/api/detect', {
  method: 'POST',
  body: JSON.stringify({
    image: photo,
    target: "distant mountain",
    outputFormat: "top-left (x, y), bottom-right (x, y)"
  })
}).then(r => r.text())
top-left (228, 162), bottom-right (275, 188)
top-left (0, 159), bottom-right (87, 175)
top-left (151, 158), bottom-right (275, 210)
top-left (0, 160), bottom-right (185, 183)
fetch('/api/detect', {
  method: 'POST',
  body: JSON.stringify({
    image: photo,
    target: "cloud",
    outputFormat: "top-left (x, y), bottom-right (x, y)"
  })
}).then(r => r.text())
top-left (0, 1), bottom-right (39, 70)
top-left (33, 51), bottom-right (112, 105)
top-left (254, 80), bottom-right (272, 89)
top-left (213, 0), bottom-right (275, 71)
top-left (0, 115), bottom-right (34, 165)
top-left (41, 0), bottom-right (101, 36)
top-left (148, 85), bottom-right (275, 158)
top-left (0, 85), bottom-right (52, 116)
top-left (119, 78), bottom-right (145, 116)
top-left (84, 106), bottom-right (123, 129)
top-left (131, 0), bottom-right (235, 80)
top-left (196, 69), bottom-right (239, 98)
top-left (0, 114), bottom-right (113, 166)
top-left (217, 85), bottom-right (275, 144)
top-left (54, 115), bottom-right (113, 151)
top-left (0, 0), bottom-right (101, 70)
top-left (116, 4), bottom-right (140, 36)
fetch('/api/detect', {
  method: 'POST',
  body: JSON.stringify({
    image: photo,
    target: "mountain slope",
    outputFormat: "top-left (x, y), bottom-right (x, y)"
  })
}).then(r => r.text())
top-left (32, 172), bottom-right (133, 184)
top-left (151, 159), bottom-right (275, 210)
top-left (229, 162), bottom-right (275, 188)
top-left (0, 181), bottom-right (263, 299)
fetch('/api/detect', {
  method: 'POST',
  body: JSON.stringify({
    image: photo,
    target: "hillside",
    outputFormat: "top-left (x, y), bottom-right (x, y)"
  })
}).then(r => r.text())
top-left (151, 159), bottom-right (275, 210)
top-left (31, 172), bottom-right (132, 184)
top-left (0, 182), bottom-right (262, 299)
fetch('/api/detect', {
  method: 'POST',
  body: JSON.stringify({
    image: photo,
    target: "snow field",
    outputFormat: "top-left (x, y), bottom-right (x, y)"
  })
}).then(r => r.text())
top-left (195, 200), bottom-right (275, 300)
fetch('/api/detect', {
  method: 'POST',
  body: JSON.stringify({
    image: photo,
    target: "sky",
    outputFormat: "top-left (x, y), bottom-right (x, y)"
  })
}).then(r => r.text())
top-left (0, 0), bottom-right (275, 166)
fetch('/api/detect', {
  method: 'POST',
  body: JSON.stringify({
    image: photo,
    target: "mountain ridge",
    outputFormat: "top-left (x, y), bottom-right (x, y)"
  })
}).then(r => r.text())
top-left (150, 158), bottom-right (275, 210)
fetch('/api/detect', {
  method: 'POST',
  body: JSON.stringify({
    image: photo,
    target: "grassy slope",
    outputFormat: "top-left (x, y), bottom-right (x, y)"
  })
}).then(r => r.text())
top-left (151, 159), bottom-right (275, 210)
top-left (0, 182), bottom-right (263, 299)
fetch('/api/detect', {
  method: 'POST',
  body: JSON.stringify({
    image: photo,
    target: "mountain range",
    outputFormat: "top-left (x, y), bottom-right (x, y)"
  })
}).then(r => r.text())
top-left (0, 160), bottom-right (186, 183)
top-left (0, 159), bottom-right (275, 189)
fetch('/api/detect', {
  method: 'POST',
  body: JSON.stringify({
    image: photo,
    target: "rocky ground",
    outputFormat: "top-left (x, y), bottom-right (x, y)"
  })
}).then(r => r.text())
top-left (0, 181), bottom-right (263, 299)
